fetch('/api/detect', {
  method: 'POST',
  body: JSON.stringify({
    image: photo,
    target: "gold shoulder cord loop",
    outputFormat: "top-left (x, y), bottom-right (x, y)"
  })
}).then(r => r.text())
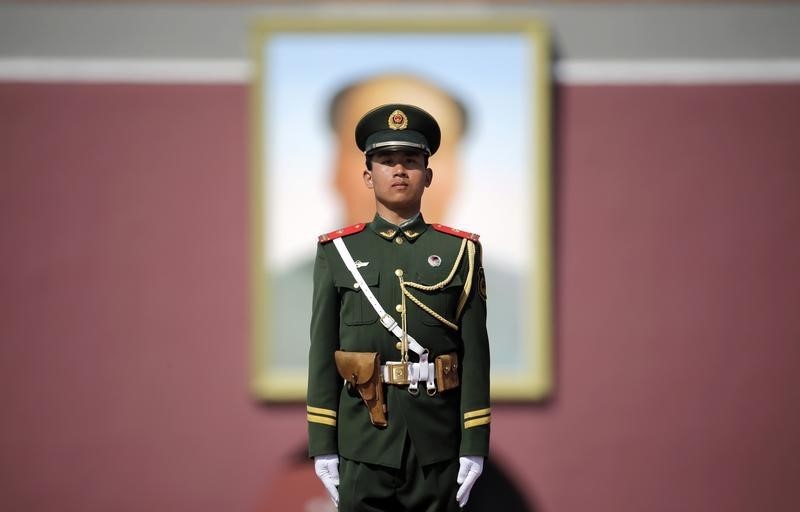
top-left (403, 291), bottom-right (459, 330)
top-left (399, 238), bottom-right (475, 331)
top-left (454, 240), bottom-right (476, 320)
top-left (403, 238), bottom-right (467, 292)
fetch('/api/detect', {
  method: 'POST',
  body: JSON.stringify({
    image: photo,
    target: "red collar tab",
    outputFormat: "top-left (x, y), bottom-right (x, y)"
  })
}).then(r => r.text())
top-left (431, 224), bottom-right (480, 242)
top-left (318, 223), bottom-right (367, 243)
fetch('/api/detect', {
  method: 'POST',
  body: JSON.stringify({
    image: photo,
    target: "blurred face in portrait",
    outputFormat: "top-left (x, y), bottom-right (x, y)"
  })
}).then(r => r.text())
top-left (331, 74), bottom-right (465, 224)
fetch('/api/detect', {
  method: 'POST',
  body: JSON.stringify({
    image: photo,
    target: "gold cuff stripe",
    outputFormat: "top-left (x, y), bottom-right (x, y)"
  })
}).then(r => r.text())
top-left (465, 415), bottom-right (491, 429)
top-left (307, 414), bottom-right (337, 427)
top-left (306, 406), bottom-right (337, 418)
top-left (464, 408), bottom-right (491, 419)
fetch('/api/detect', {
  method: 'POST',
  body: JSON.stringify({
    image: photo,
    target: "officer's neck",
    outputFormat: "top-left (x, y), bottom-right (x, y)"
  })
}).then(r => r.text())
top-left (375, 203), bottom-right (420, 227)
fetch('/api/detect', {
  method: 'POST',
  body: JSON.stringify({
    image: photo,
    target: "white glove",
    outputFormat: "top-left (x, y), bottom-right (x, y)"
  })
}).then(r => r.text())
top-left (455, 455), bottom-right (484, 508)
top-left (313, 454), bottom-right (340, 506)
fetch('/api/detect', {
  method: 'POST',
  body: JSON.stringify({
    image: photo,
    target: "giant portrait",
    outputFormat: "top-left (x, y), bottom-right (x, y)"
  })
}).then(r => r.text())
top-left (250, 17), bottom-right (552, 401)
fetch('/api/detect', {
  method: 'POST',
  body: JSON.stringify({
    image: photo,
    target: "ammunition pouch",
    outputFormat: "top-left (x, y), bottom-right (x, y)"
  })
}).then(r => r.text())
top-left (434, 352), bottom-right (460, 393)
top-left (334, 351), bottom-right (387, 427)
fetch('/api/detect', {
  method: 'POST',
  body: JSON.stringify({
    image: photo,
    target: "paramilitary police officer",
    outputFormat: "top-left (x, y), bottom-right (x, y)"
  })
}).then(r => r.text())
top-left (307, 103), bottom-right (491, 511)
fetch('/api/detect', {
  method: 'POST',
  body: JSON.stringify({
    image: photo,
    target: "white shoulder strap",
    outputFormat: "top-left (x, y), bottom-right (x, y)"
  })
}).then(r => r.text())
top-left (332, 237), bottom-right (428, 357)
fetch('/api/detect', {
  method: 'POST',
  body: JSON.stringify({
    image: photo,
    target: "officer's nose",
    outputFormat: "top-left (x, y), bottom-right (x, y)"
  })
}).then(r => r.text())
top-left (392, 165), bottom-right (409, 177)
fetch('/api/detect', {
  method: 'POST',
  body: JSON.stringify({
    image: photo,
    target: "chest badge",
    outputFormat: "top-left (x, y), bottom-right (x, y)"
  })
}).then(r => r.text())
top-left (427, 255), bottom-right (442, 267)
top-left (354, 260), bottom-right (370, 268)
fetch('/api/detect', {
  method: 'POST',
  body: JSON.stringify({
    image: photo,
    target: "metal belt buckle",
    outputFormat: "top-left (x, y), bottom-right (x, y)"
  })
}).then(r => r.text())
top-left (386, 362), bottom-right (409, 385)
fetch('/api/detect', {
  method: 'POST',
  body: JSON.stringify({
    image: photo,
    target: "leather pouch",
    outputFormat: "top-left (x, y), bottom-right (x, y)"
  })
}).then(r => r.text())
top-left (334, 351), bottom-right (387, 427)
top-left (435, 352), bottom-right (460, 393)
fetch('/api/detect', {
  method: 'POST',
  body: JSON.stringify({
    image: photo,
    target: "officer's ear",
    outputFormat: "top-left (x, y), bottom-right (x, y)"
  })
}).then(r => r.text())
top-left (363, 169), bottom-right (374, 189)
top-left (425, 168), bottom-right (433, 188)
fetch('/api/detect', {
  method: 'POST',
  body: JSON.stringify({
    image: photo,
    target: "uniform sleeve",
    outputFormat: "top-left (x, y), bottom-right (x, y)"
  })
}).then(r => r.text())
top-left (307, 242), bottom-right (341, 457)
top-left (458, 241), bottom-right (491, 457)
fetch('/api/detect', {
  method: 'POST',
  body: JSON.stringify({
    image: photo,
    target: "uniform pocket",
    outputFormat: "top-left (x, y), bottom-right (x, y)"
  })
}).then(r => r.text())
top-left (335, 270), bottom-right (380, 326)
top-left (411, 273), bottom-right (464, 327)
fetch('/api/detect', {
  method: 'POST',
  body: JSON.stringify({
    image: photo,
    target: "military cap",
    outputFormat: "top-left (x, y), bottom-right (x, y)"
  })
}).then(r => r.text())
top-left (355, 103), bottom-right (441, 156)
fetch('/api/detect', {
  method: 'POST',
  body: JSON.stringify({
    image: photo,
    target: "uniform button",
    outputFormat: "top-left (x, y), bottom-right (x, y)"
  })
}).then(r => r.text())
top-left (394, 269), bottom-right (404, 277)
top-left (394, 237), bottom-right (404, 245)
top-left (353, 283), bottom-right (360, 289)
top-left (395, 342), bottom-right (402, 350)
top-left (395, 304), bottom-right (404, 313)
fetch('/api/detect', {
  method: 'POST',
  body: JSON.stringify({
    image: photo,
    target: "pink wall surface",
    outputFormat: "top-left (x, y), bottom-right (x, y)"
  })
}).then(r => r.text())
top-left (1, 82), bottom-right (799, 512)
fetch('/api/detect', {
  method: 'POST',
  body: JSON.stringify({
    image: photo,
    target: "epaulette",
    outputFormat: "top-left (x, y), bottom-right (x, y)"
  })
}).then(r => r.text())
top-left (318, 223), bottom-right (367, 243)
top-left (431, 224), bottom-right (480, 242)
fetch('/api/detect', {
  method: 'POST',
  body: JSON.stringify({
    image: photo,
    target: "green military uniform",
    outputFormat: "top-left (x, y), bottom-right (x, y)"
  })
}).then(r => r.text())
top-left (306, 104), bottom-right (490, 511)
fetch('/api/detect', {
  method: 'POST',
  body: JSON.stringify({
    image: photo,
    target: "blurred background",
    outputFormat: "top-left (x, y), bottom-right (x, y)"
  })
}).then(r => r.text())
top-left (1, 1), bottom-right (799, 511)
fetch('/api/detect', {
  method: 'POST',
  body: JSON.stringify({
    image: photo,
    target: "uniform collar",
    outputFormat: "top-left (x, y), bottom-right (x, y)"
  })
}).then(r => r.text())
top-left (369, 212), bottom-right (428, 242)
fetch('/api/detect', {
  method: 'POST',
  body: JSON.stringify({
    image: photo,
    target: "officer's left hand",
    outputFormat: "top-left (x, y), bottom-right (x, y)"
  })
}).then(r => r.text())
top-left (313, 454), bottom-right (340, 506)
top-left (455, 455), bottom-right (484, 508)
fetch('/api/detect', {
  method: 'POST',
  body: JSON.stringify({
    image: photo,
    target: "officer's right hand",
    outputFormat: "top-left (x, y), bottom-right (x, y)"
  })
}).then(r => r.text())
top-left (313, 454), bottom-right (340, 506)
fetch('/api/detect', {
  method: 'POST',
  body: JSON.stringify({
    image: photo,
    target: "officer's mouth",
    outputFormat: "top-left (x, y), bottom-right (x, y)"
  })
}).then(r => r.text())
top-left (391, 182), bottom-right (409, 189)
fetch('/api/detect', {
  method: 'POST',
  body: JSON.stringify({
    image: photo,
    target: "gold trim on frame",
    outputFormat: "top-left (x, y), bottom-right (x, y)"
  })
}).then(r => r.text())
top-left (250, 16), bottom-right (553, 402)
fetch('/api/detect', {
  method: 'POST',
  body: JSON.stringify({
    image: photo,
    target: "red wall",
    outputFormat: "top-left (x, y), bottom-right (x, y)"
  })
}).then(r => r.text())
top-left (1, 82), bottom-right (799, 512)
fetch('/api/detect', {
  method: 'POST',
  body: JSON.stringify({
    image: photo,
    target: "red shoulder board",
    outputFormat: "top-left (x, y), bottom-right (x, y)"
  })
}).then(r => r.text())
top-left (318, 223), bottom-right (367, 243)
top-left (431, 224), bottom-right (480, 242)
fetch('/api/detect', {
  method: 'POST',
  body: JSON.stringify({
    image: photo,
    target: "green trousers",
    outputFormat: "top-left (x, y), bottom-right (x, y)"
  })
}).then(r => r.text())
top-left (338, 435), bottom-right (461, 512)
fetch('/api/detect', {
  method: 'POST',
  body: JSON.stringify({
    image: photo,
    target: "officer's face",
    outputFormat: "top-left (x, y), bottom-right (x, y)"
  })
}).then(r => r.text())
top-left (363, 149), bottom-right (432, 213)
top-left (332, 75), bottom-right (463, 224)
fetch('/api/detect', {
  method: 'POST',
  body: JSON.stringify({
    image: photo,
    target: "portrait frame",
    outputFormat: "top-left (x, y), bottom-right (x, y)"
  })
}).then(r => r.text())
top-left (250, 16), bottom-right (553, 402)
